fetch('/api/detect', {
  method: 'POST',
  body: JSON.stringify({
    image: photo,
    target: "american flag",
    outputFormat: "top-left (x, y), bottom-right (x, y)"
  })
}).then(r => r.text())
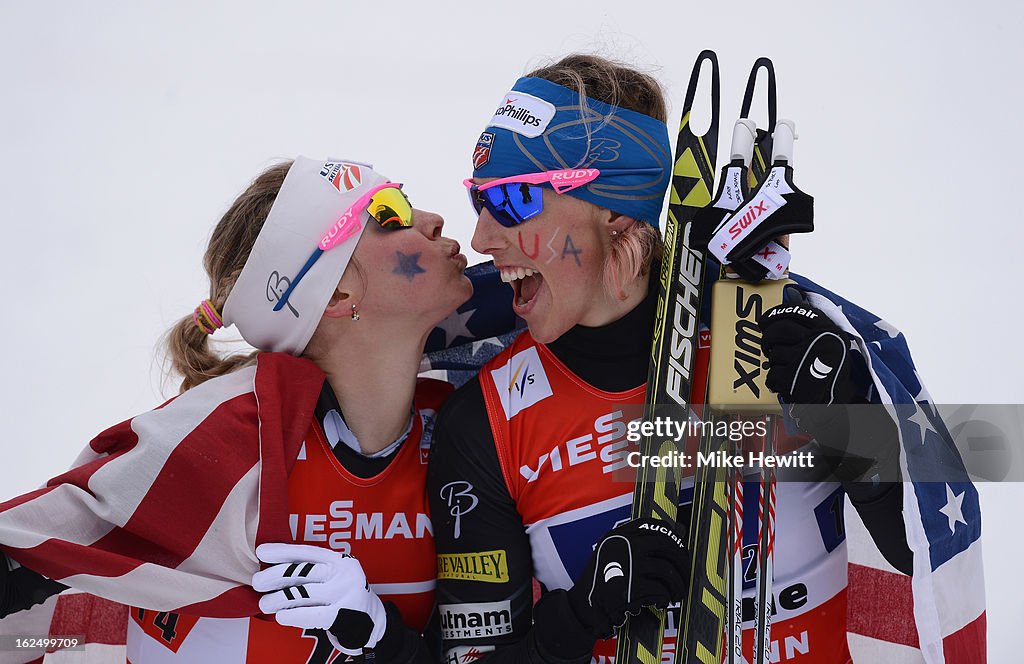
top-left (793, 274), bottom-right (986, 664)
top-left (421, 261), bottom-right (526, 387)
top-left (0, 354), bottom-right (325, 662)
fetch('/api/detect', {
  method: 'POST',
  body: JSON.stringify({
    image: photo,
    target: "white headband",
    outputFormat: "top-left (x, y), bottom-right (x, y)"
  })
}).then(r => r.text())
top-left (222, 156), bottom-right (388, 355)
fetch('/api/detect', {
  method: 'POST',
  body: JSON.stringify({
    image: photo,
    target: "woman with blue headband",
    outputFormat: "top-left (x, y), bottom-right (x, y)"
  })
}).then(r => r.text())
top-left (0, 157), bottom-right (471, 661)
top-left (429, 55), bottom-right (691, 663)
top-left (428, 54), bottom-right (921, 663)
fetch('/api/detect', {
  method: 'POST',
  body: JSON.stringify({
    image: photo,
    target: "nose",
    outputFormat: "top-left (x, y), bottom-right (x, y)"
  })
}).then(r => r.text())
top-left (413, 208), bottom-right (444, 240)
top-left (471, 209), bottom-right (508, 255)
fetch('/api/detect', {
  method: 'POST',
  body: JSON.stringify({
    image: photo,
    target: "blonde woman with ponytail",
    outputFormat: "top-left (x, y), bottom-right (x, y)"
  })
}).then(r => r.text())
top-left (0, 156), bottom-right (471, 662)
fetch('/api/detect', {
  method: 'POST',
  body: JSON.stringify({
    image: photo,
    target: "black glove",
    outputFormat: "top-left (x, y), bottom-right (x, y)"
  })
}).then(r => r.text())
top-left (759, 301), bottom-right (903, 489)
top-left (758, 303), bottom-right (856, 406)
top-left (567, 518), bottom-right (690, 639)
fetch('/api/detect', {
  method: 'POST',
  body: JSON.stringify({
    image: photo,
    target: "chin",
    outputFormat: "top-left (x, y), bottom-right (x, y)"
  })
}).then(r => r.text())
top-left (453, 275), bottom-right (474, 307)
top-left (426, 279), bottom-right (474, 326)
top-left (525, 315), bottom-right (572, 345)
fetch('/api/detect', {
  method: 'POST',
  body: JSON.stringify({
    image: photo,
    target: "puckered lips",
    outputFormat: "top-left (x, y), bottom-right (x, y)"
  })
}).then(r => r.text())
top-left (445, 240), bottom-right (467, 269)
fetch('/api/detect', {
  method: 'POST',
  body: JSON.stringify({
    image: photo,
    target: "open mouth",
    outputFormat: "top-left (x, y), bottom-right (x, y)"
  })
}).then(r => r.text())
top-left (500, 266), bottom-right (544, 313)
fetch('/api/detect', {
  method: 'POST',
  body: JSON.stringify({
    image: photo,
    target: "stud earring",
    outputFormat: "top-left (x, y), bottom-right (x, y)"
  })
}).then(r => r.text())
top-left (351, 304), bottom-right (360, 321)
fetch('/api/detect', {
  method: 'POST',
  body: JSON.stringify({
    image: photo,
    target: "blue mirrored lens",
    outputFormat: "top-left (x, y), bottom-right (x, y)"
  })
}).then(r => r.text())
top-left (477, 183), bottom-right (545, 227)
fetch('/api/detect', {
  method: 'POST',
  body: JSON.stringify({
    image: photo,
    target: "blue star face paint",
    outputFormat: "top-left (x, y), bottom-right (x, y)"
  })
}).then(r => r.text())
top-left (393, 251), bottom-right (426, 281)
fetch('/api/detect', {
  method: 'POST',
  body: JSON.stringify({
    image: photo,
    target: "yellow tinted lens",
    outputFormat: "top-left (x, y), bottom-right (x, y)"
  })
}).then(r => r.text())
top-left (368, 187), bottom-right (413, 229)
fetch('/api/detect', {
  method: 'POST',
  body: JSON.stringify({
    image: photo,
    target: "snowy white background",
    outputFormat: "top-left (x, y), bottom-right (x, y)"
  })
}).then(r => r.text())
top-left (1, 1), bottom-right (1020, 660)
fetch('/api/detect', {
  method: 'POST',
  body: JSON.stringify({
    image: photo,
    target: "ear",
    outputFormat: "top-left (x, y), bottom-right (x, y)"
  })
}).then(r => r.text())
top-left (605, 210), bottom-right (638, 236)
top-left (322, 286), bottom-right (356, 319)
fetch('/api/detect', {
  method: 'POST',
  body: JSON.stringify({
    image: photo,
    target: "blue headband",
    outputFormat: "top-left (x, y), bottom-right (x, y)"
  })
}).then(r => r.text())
top-left (471, 77), bottom-right (672, 226)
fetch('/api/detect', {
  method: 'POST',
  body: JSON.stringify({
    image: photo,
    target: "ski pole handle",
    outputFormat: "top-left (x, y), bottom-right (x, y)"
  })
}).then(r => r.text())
top-left (771, 119), bottom-right (796, 164)
top-left (730, 118), bottom-right (758, 165)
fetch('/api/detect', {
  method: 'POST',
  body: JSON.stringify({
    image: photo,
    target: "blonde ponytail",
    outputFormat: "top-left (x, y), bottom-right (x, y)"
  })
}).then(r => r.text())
top-left (163, 161), bottom-right (292, 393)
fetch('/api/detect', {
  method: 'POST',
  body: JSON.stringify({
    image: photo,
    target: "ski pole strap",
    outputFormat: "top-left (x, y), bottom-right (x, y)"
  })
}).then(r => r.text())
top-left (709, 171), bottom-right (790, 263)
top-left (748, 241), bottom-right (790, 280)
top-left (709, 166), bottom-right (813, 265)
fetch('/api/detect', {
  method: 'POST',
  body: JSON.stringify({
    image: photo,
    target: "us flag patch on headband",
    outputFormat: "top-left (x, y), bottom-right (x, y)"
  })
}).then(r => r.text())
top-left (473, 132), bottom-right (495, 169)
top-left (319, 161), bottom-right (363, 192)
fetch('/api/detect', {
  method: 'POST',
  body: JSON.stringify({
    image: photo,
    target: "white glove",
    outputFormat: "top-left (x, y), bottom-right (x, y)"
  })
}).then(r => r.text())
top-left (252, 543), bottom-right (387, 656)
